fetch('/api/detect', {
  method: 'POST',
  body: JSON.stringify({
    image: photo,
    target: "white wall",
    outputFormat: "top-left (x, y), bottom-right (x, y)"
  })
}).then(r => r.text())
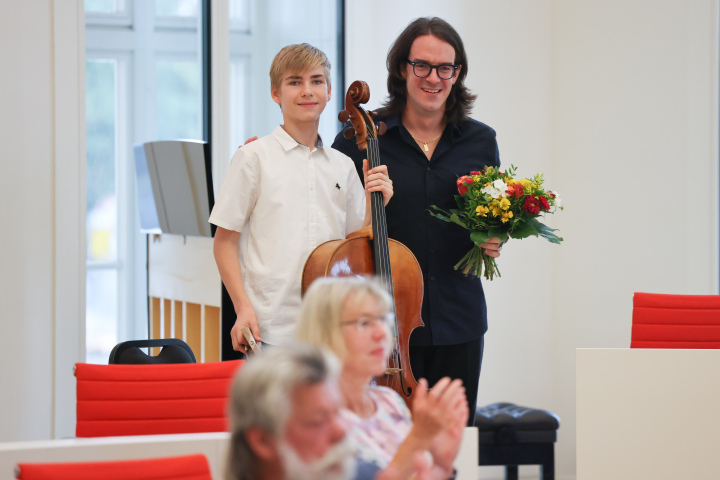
top-left (0, 0), bottom-right (84, 442)
top-left (0, 1), bottom-right (717, 479)
top-left (551, 0), bottom-right (718, 478)
top-left (0, 1), bottom-right (55, 442)
top-left (346, 1), bottom-right (718, 479)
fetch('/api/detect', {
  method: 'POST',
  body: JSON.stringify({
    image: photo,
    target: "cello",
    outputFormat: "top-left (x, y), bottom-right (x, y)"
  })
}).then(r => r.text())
top-left (301, 80), bottom-right (424, 407)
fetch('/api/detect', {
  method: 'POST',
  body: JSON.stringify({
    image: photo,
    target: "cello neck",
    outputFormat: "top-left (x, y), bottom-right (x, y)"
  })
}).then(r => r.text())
top-left (367, 138), bottom-right (395, 301)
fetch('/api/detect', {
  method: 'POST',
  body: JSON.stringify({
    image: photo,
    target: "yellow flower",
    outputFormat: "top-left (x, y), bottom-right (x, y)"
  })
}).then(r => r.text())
top-left (498, 196), bottom-right (511, 211)
top-left (506, 178), bottom-right (517, 186)
top-left (491, 206), bottom-right (501, 217)
top-left (475, 205), bottom-right (489, 217)
top-left (501, 211), bottom-right (514, 223)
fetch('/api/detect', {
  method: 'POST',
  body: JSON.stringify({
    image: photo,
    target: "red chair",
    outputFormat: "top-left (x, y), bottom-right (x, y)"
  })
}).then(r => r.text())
top-left (631, 292), bottom-right (720, 348)
top-left (75, 360), bottom-right (243, 437)
top-left (16, 453), bottom-right (212, 480)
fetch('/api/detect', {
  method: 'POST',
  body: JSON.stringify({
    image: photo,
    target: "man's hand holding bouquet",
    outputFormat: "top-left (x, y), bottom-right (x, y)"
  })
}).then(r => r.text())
top-left (430, 165), bottom-right (563, 280)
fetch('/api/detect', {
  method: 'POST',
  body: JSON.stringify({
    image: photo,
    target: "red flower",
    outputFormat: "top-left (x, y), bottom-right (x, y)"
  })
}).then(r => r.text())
top-left (470, 171), bottom-right (481, 175)
top-left (506, 182), bottom-right (524, 198)
top-left (548, 191), bottom-right (556, 198)
top-left (539, 196), bottom-right (550, 211)
top-left (523, 196), bottom-right (541, 214)
top-left (457, 177), bottom-right (469, 196)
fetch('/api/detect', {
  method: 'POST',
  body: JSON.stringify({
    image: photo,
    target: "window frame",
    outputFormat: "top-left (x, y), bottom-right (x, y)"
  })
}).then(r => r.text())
top-left (84, 0), bottom-right (207, 362)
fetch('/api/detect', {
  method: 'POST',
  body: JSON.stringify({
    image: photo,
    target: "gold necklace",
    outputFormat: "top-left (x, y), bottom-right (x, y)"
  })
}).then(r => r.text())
top-left (407, 129), bottom-right (443, 152)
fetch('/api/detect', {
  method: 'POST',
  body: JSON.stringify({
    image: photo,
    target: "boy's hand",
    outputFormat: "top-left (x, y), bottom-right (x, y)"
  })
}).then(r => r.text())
top-left (230, 307), bottom-right (262, 353)
top-left (363, 159), bottom-right (393, 206)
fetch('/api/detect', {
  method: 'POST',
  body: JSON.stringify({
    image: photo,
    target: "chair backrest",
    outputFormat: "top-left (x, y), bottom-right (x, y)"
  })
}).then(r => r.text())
top-left (631, 292), bottom-right (720, 348)
top-left (75, 360), bottom-right (243, 437)
top-left (109, 338), bottom-right (197, 364)
top-left (16, 453), bottom-right (212, 480)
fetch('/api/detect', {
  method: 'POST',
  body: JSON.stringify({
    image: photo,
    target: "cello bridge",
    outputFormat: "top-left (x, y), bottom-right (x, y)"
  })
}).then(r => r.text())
top-left (384, 367), bottom-right (402, 375)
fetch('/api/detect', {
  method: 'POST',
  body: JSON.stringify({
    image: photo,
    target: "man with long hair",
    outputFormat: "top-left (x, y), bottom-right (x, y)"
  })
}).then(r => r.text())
top-left (333, 17), bottom-right (502, 424)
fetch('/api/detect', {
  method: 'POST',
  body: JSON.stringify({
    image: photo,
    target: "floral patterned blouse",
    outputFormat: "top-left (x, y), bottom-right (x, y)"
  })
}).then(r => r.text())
top-left (339, 386), bottom-right (414, 480)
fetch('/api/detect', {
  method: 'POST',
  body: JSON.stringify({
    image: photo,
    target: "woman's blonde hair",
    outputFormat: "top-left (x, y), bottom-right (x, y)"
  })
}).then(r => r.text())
top-left (269, 43), bottom-right (331, 90)
top-left (296, 277), bottom-right (392, 361)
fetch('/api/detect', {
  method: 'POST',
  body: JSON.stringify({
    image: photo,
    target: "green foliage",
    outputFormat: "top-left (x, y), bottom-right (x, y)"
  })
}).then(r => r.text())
top-left (428, 165), bottom-right (564, 279)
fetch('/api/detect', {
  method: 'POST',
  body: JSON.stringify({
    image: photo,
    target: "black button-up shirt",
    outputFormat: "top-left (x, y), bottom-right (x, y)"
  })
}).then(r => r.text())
top-left (332, 112), bottom-right (500, 346)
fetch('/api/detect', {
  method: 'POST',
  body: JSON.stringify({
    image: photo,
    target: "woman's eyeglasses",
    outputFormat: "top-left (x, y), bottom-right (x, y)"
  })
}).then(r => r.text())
top-left (341, 313), bottom-right (394, 333)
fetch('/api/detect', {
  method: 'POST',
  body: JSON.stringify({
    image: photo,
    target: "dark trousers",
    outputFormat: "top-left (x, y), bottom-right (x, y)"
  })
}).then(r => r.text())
top-left (410, 336), bottom-right (484, 426)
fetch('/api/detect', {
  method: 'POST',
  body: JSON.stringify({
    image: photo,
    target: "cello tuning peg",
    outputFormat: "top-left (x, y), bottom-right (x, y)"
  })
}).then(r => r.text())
top-left (343, 126), bottom-right (357, 139)
top-left (376, 122), bottom-right (387, 136)
top-left (338, 110), bottom-right (350, 123)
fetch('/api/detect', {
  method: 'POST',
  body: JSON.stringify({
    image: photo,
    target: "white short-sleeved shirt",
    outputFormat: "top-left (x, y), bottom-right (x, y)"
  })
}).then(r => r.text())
top-left (209, 125), bottom-right (366, 345)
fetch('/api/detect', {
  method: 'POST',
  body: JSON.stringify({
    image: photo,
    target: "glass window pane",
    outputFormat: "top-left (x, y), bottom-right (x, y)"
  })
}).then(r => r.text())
top-left (156, 59), bottom-right (202, 140)
top-left (227, 0), bottom-right (342, 146)
top-left (230, 56), bottom-right (249, 152)
top-left (85, 0), bottom-right (118, 13)
top-left (229, 0), bottom-right (250, 33)
top-left (86, 59), bottom-right (117, 262)
top-left (86, 268), bottom-right (119, 364)
top-left (156, 0), bottom-right (199, 17)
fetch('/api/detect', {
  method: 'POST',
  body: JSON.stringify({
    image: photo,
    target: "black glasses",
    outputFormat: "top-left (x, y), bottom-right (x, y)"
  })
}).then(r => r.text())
top-left (407, 60), bottom-right (459, 80)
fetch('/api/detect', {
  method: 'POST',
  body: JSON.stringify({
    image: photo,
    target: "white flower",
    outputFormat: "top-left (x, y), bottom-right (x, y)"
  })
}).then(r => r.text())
top-left (553, 191), bottom-right (562, 208)
top-left (481, 185), bottom-right (501, 198)
top-left (549, 191), bottom-right (562, 213)
top-left (493, 179), bottom-right (508, 192)
top-left (481, 179), bottom-right (508, 199)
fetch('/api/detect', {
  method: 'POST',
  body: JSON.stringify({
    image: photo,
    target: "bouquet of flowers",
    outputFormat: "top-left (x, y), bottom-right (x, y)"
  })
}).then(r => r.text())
top-left (429, 165), bottom-right (563, 280)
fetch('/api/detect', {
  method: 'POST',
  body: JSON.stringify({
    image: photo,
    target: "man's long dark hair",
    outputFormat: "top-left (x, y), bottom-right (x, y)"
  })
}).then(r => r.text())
top-left (377, 17), bottom-right (476, 124)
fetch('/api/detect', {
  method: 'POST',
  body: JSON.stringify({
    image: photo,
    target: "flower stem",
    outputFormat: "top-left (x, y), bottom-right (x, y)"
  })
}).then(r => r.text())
top-left (453, 245), bottom-right (501, 280)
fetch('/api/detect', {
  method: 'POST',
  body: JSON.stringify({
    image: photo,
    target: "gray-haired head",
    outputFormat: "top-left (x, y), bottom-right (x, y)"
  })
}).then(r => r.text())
top-left (225, 343), bottom-right (341, 480)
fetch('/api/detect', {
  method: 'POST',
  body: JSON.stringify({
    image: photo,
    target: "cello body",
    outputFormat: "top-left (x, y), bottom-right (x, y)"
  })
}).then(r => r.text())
top-left (302, 235), bottom-right (424, 395)
top-left (301, 81), bottom-right (425, 407)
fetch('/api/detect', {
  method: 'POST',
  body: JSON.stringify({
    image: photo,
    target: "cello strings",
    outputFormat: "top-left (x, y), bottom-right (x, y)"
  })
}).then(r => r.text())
top-left (369, 136), bottom-right (402, 384)
top-left (369, 137), bottom-right (392, 296)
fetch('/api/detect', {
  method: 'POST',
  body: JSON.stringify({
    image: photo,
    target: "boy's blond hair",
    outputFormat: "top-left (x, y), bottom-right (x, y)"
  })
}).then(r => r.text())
top-left (269, 43), bottom-right (331, 90)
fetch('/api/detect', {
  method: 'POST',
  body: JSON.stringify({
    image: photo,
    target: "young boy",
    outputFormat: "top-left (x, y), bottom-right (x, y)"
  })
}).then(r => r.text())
top-left (209, 43), bottom-right (392, 352)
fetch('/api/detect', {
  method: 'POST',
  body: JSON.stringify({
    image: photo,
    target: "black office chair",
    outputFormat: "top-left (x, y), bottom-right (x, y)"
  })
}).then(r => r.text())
top-left (108, 338), bottom-right (196, 364)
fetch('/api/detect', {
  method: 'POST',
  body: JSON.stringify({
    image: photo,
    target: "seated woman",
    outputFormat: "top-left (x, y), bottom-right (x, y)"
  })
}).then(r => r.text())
top-left (296, 276), bottom-right (468, 480)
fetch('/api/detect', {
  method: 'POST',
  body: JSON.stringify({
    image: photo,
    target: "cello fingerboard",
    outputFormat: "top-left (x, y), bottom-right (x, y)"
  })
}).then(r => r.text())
top-left (367, 137), bottom-right (397, 322)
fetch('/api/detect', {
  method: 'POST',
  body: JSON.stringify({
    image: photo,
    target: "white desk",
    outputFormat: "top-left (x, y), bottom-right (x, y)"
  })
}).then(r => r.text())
top-left (0, 428), bottom-right (477, 479)
top-left (0, 433), bottom-right (230, 478)
top-left (576, 348), bottom-right (720, 480)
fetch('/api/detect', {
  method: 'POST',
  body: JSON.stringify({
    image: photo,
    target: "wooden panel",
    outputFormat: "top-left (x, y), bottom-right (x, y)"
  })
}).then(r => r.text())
top-left (151, 297), bottom-right (161, 355)
top-left (163, 299), bottom-right (172, 339)
top-left (186, 302), bottom-right (202, 362)
top-left (204, 306), bottom-right (220, 363)
top-left (174, 300), bottom-right (183, 340)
